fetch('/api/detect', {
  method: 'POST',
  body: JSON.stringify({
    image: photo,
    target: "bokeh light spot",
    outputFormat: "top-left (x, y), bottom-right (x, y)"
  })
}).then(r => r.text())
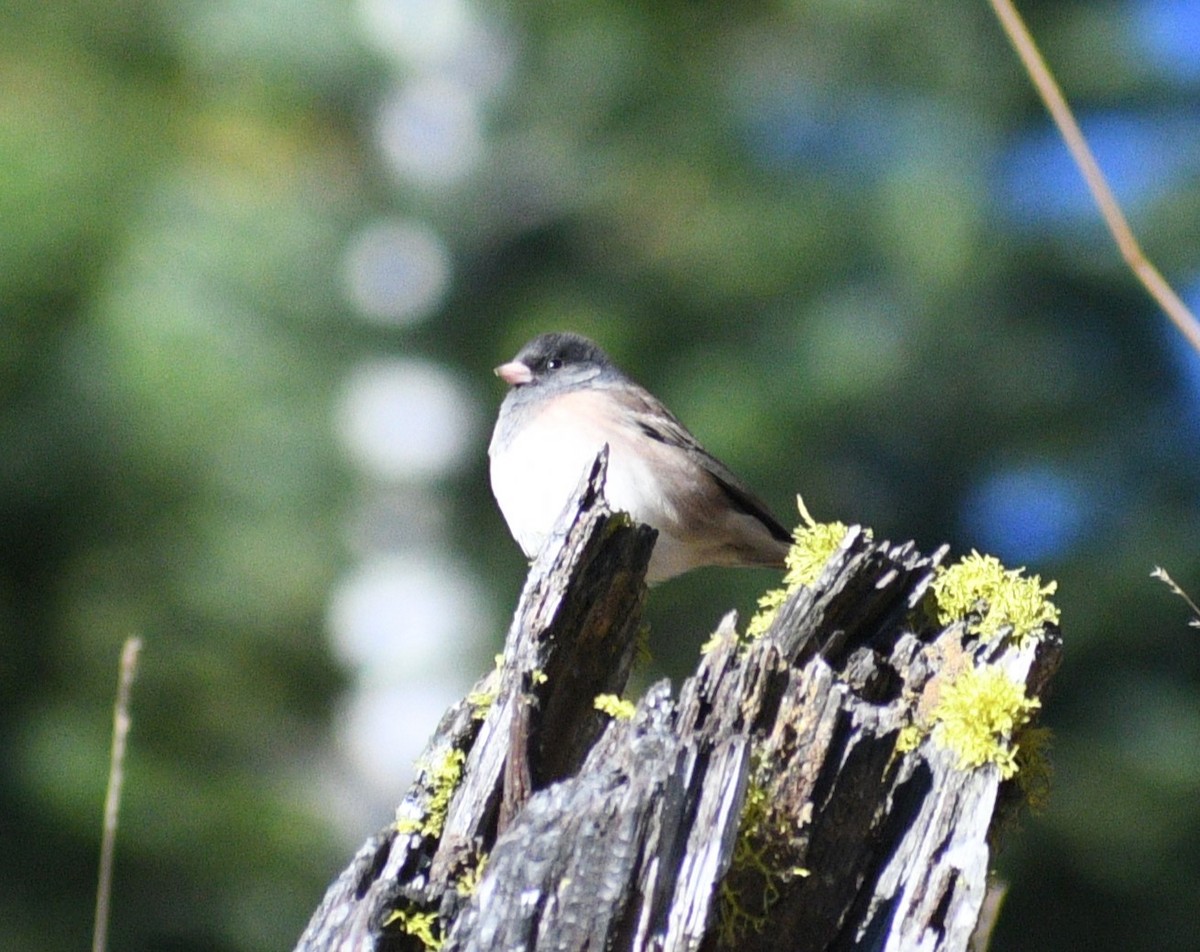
top-left (376, 79), bottom-right (483, 188)
top-left (342, 219), bottom-right (451, 326)
top-left (338, 682), bottom-right (467, 796)
top-left (328, 555), bottom-right (483, 674)
top-left (357, 0), bottom-right (473, 67)
top-left (960, 464), bottom-right (1091, 564)
top-left (336, 357), bottom-right (478, 480)
top-left (1134, 0), bottom-right (1200, 84)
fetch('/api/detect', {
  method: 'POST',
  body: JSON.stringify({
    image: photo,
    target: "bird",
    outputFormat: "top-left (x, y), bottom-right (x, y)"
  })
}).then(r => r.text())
top-left (488, 331), bottom-right (792, 583)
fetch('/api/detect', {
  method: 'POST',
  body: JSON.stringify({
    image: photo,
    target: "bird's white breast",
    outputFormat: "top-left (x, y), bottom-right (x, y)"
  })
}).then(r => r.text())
top-left (489, 394), bottom-right (612, 558)
top-left (489, 389), bottom-right (732, 582)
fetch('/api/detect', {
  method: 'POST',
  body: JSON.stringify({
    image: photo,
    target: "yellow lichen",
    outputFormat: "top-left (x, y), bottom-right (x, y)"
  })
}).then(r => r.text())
top-left (700, 632), bottom-right (724, 656)
top-left (424, 748), bottom-right (466, 837)
top-left (466, 690), bottom-right (495, 721)
top-left (700, 618), bottom-right (739, 656)
top-left (931, 665), bottom-right (1040, 779)
top-left (396, 747), bottom-right (466, 839)
top-left (894, 723), bottom-right (924, 754)
top-left (744, 586), bottom-right (789, 642)
top-left (593, 693), bottom-right (636, 720)
top-left (455, 853), bottom-right (489, 898)
top-left (745, 497), bottom-right (863, 640)
top-left (785, 504), bottom-right (854, 589)
top-left (932, 550), bottom-right (1059, 646)
top-left (383, 907), bottom-right (441, 951)
top-left (466, 654), bottom-right (505, 721)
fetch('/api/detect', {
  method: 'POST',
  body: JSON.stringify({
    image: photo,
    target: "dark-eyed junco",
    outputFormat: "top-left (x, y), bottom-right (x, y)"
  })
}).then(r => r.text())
top-left (488, 332), bottom-right (791, 583)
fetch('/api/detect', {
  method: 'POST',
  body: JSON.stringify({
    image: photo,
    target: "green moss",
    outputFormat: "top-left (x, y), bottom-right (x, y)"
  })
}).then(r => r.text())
top-left (593, 693), bottom-right (636, 720)
top-left (716, 761), bottom-right (809, 945)
top-left (634, 621), bottom-right (653, 668)
top-left (932, 550), bottom-right (1059, 646)
top-left (930, 665), bottom-right (1040, 779)
top-left (1012, 725), bottom-right (1054, 811)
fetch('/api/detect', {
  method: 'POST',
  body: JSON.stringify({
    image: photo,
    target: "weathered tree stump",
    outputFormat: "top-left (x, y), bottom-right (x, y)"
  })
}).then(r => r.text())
top-left (295, 451), bottom-right (1061, 952)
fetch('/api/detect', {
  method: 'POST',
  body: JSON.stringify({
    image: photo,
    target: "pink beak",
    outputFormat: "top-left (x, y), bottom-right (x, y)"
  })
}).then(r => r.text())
top-left (494, 360), bottom-right (533, 386)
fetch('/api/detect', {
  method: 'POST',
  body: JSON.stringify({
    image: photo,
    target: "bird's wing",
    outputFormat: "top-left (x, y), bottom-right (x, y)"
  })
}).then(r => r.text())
top-left (608, 383), bottom-right (793, 544)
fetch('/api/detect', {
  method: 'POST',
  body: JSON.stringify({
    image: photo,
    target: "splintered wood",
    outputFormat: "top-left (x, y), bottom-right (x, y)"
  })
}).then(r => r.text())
top-left (296, 453), bottom-right (1061, 952)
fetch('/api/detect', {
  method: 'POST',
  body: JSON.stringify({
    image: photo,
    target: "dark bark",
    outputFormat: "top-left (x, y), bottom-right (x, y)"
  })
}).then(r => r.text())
top-left (295, 452), bottom-right (1061, 952)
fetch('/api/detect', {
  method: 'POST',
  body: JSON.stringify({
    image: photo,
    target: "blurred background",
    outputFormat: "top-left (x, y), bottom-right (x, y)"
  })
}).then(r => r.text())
top-left (3, 0), bottom-right (1199, 949)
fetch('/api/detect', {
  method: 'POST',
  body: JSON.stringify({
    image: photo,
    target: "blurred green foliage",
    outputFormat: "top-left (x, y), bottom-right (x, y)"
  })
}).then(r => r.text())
top-left (3, 1), bottom-right (1199, 950)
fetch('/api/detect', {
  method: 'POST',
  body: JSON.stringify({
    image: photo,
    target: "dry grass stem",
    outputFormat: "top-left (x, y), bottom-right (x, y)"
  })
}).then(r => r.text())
top-left (988, 0), bottom-right (1200, 355)
top-left (93, 636), bottom-right (143, 952)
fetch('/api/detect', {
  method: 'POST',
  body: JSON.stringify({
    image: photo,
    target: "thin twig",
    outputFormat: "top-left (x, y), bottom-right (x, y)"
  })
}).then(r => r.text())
top-left (93, 636), bottom-right (143, 952)
top-left (987, 0), bottom-right (1200, 356)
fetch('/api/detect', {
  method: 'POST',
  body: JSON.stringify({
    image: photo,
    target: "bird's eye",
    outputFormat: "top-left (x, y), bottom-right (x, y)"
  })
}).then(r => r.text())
top-left (546, 358), bottom-right (562, 371)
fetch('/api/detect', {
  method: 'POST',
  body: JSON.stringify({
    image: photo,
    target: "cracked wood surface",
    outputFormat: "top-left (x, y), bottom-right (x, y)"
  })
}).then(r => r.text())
top-left (295, 454), bottom-right (1061, 952)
